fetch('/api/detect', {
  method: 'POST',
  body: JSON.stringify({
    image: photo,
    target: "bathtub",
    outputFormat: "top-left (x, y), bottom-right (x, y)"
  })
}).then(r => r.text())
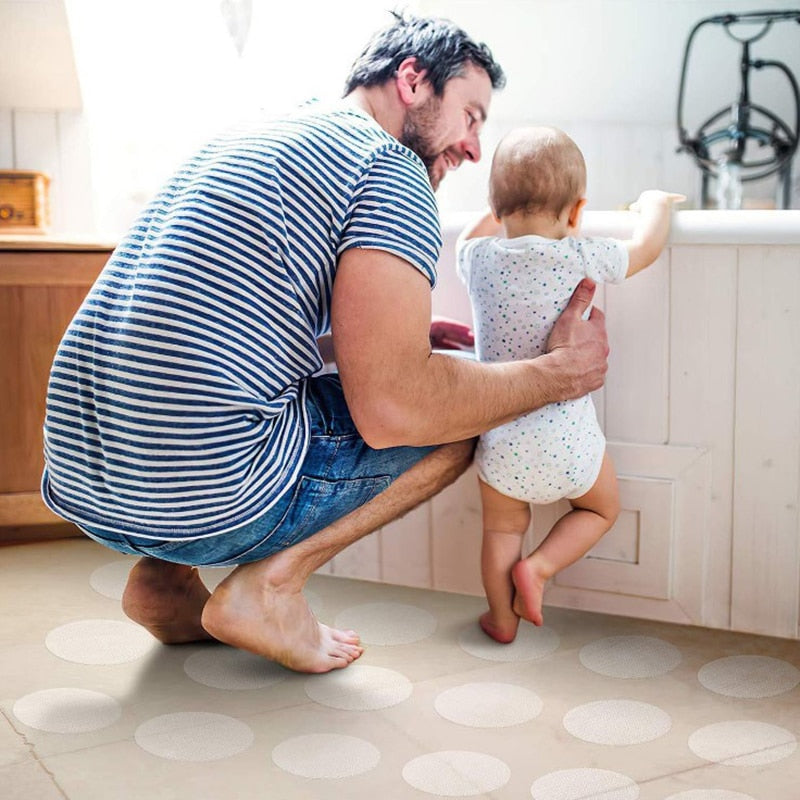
top-left (320, 210), bottom-right (800, 641)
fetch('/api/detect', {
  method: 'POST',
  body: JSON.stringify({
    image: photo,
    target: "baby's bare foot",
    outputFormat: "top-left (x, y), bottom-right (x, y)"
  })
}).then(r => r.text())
top-left (479, 610), bottom-right (520, 644)
top-left (511, 559), bottom-right (547, 627)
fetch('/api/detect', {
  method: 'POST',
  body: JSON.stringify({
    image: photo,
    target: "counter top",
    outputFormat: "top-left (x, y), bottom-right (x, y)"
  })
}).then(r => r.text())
top-left (443, 210), bottom-right (800, 246)
top-left (3, 210), bottom-right (799, 251)
top-left (0, 235), bottom-right (116, 251)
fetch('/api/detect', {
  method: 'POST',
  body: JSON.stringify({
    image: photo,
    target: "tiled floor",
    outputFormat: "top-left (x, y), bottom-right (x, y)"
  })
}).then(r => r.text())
top-left (1, 538), bottom-right (799, 800)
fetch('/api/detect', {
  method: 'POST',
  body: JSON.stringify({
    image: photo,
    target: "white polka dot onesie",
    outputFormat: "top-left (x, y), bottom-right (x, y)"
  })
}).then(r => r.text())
top-left (457, 234), bottom-right (628, 504)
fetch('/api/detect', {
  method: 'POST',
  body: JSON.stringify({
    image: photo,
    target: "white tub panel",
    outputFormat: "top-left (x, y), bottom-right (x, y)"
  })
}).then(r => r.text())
top-left (669, 245), bottom-right (738, 630)
top-left (604, 250), bottom-right (670, 444)
top-left (328, 214), bottom-right (800, 640)
top-left (379, 504), bottom-right (433, 589)
top-left (732, 245), bottom-right (800, 639)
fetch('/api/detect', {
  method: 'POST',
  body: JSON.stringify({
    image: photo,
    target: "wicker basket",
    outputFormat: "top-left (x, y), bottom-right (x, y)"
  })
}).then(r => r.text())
top-left (0, 170), bottom-right (51, 233)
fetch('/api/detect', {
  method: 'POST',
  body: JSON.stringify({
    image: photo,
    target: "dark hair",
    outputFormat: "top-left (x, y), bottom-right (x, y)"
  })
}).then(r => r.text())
top-left (343, 11), bottom-right (505, 97)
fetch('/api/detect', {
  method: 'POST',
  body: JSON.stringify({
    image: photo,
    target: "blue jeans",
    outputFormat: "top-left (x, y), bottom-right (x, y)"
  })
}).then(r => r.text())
top-left (80, 374), bottom-right (435, 567)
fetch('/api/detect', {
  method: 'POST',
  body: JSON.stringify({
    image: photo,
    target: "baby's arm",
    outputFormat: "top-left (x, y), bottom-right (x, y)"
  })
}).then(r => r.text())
top-left (456, 209), bottom-right (503, 288)
top-left (457, 209), bottom-right (503, 245)
top-left (623, 191), bottom-right (685, 277)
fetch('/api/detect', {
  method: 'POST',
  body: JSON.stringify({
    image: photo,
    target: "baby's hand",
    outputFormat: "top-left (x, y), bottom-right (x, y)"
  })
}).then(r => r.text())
top-left (630, 190), bottom-right (686, 212)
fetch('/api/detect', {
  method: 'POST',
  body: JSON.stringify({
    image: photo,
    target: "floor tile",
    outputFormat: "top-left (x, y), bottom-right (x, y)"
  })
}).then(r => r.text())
top-left (2, 538), bottom-right (799, 799)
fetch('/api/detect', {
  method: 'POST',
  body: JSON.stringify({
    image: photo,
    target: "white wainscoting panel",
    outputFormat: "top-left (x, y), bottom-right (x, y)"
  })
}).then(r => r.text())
top-left (13, 110), bottom-right (60, 229)
top-left (378, 503), bottom-right (433, 589)
top-left (604, 251), bottom-right (670, 444)
top-left (56, 110), bottom-right (94, 234)
top-left (0, 110), bottom-right (12, 167)
top-left (537, 442), bottom-right (709, 624)
top-left (328, 530), bottom-right (381, 582)
top-left (0, 107), bottom-right (94, 235)
top-left (669, 245), bottom-right (738, 629)
top-left (552, 477), bottom-right (674, 600)
top-left (430, 465), bottom-right (484, 596)
top-left (732, 245), bottom-right (800, 639)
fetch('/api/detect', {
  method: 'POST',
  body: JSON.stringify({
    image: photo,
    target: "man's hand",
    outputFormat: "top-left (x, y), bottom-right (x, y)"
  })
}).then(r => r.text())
top-left (545, 278), bottom-right (609, 399)
top-left (430, 316), bottom-right (475, 350)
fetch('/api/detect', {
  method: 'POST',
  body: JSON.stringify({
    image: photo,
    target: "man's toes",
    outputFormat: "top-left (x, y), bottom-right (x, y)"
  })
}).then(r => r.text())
top-left (332, 628), bottom-right (360, 645)
top-left (343, 644), bottom-right (363, 662)
top-left (330, 640), bottom-right (363, 661)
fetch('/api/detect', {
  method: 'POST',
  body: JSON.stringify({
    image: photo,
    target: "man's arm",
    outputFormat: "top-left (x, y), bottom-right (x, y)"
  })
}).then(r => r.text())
top-left (331, 247), bottom-right (607, 449)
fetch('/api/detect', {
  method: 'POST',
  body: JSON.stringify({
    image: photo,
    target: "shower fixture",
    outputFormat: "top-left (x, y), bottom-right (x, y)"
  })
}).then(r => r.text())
top-left (676, 9), bottom-right (800, 208)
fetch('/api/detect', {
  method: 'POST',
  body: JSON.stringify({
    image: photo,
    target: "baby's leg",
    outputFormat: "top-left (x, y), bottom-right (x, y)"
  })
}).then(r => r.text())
top-left (478, 478), bottom-right (531, 643)
top-left (513, 453), bottom-right (619, 626)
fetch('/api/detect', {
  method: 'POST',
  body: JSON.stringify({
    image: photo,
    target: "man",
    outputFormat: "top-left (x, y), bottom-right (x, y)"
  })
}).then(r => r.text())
top-left (42, 13), bottom-right (608, 673)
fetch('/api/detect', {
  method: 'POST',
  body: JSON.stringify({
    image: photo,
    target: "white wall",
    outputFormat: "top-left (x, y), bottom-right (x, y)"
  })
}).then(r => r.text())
top-left (427, 0), bottom-right (800, 212)
top-left (1, 0), bottom-right (799, 236)
top-left (1, 0), bottom-right (423, 236)
top-left (0, 0), bottom-right (91, 234)
top-left (62, 0), bottom-right (425, 238)
top-left (0, 0), bottom-right (81, 109)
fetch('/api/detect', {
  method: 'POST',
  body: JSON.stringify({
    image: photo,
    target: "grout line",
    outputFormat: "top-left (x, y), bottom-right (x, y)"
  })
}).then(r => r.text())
top-left (1, 708), bottom-right (69, 798)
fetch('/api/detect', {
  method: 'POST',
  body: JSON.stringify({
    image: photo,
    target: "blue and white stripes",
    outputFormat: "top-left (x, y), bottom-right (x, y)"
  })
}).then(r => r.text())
top-left (42, 105), bottom-right (441, 539)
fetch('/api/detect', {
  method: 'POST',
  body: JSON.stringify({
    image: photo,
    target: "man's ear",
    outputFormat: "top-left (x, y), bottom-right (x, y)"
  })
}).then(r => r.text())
top-left (567, 197), bottom-right (587, 229)
top-left (395, 56), bottom-right (428, 106)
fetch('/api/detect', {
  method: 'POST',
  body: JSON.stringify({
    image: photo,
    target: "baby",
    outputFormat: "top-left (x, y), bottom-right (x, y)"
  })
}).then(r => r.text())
top-left (457, 126), bottom-right (684, 643)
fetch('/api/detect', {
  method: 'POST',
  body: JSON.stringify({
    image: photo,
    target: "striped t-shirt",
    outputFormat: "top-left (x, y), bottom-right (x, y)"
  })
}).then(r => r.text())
top-left (42, 104), bottom-right (441, 540)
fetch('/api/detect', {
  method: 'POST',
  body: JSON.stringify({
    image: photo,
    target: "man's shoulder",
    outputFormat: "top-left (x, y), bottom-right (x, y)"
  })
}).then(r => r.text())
top-left (295, 105), bottom-right (429, 179)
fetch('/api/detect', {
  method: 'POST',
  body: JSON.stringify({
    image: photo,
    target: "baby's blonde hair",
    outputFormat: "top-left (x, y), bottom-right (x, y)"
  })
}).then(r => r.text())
top-left (490, 126), bottom-right (586, 220)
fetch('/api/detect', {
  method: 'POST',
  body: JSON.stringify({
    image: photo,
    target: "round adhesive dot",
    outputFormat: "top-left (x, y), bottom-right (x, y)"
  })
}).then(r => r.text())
top-left (334, 602), bottom-right (436, 645)
top-left (271, 733), bottom-right (380, 778)
top-left (530, 768), bottom-right (639, 800)
top-left (13, 688), bottom-right (121, 733)
top-left (579, 636), bottom-right (681, 678)
top-left (89, 560), bottom-right (135, 600)
top-left (688, 721), bottom-right (796, 766)
top-left (402, 750), bottom-right (511, 796)
top-left (664, 791), bottom-right (757, 800)
top-left (434, 682), bottom-right (542, 727)
top-left (458, 622), bottom-right (559, 662)
top-left (46, 619), bottom-right (155, 664)
top-left (183, 648), bottom-right (289, 690)
top-left (304, 664), bottom-right (412, 710)
top-left (563, 699), bottom-right (671, 745)
top-left (135, 712), bottom-right (253, 761)
top-left (698, 655), bottom-right (800, 698)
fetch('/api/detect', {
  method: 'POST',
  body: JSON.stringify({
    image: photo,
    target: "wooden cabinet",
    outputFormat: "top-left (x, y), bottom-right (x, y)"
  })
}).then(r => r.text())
top-left (0, 237), bottom-right (113, 543)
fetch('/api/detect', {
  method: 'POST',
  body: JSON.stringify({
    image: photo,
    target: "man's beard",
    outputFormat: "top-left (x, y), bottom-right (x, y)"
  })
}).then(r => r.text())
top-left (400, 95), bottom-right (443, 190)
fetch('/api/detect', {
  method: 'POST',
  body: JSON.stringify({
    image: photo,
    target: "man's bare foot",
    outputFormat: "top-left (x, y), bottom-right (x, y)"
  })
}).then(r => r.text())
top-left (201, 556), bottom-right (363, 673)
top-left (479, 609), bottom-right (519, 644)
top-left (122, 558), bottom-right (215, 644)
top-left (511, 558), bottom-right (547, 627)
